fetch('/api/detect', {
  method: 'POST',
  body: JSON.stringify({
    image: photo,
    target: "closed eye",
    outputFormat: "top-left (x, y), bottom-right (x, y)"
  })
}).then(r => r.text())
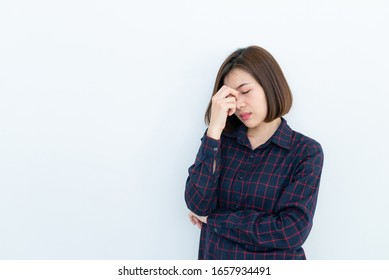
top-left (242, 90), bottom-right (250, 94)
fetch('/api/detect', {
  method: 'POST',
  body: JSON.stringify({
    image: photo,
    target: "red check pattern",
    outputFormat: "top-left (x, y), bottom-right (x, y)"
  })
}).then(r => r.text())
top-left (185, 118), bottom-right (324, 259)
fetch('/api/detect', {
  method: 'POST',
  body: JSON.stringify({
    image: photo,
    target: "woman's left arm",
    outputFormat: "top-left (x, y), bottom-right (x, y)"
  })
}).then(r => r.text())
top-left (204, 144), bottom-right (324, 251)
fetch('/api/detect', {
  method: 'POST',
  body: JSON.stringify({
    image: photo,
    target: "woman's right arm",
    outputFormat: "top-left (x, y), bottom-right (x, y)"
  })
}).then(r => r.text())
top-left (184, 134), bottom-right (221, 216)
top-left (185, 86), bottom-right (239, 216)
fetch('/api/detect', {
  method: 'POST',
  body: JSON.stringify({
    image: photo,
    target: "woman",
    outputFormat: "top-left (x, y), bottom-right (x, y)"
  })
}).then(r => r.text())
top-left (185, 45), bottom-right (324, 260)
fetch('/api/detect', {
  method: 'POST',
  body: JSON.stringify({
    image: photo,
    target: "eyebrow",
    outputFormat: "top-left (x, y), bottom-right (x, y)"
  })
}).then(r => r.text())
top-left (236, 83), bottom-right (250, 90)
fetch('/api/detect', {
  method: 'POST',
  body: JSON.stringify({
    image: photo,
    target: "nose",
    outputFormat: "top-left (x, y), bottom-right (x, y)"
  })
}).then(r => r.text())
top-left (236, 94), bottom-right (246, 109)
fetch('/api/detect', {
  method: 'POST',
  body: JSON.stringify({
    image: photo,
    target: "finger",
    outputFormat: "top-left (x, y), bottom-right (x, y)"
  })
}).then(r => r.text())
top-left (225, 101), bottom-right (237, 116)
top-left (189, 212), bottom-right (203, 228)
top-left (193, 217), bottom-right (202, 229)
top-left (193, 218), bottom-right (202, 229)
top-left (223, 96), bottom-right (237, 103)
top-left (188, 212), bottom-right (196, 225)
top-left (228, 108), bottom-right (236, 116)
top-left (215, 85), bottom-right (239, 99)
top-left (217, 98), bottom-right (236, 109)
top-left (226, 90), bottom-right (239, 100)
top-left (190, 217), bottom-right (196, 225)
top-left (214, 98), bottom-right (236, 111)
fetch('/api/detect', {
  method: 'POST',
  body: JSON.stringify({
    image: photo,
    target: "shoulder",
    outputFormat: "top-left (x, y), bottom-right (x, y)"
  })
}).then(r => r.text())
top-left (289, 129), bottom-right (324, 166)
top-left (292, 130), bottom-right (322, 151)
top-left (277, 118), bottom-right (323, 156)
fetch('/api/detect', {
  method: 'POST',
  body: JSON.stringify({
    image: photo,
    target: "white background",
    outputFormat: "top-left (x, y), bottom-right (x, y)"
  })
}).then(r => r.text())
top-left (0, 0), bottom-right (388, 259)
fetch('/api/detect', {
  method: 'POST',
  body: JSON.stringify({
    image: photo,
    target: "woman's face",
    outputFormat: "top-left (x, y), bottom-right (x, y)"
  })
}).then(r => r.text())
top-left (224, 68), bottom-right (268, 130)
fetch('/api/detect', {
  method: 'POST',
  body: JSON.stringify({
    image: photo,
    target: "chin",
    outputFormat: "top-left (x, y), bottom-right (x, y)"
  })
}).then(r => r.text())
top-left (245, 121), bottom-right (264, 129)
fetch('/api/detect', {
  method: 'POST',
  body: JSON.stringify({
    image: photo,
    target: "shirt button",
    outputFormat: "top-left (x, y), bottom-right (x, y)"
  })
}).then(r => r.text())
top-left (239, 176), bottom-right (243, 180)
top-left (213, 147), bottom-right (218, 152)
top-left (214, 228), bottom-right (218, 233)
top-left (249, 154), bottom-right (254, 159)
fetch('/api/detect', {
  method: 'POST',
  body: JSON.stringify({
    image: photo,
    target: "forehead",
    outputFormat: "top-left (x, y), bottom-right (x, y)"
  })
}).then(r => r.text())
top-left (224, 68), bottom-right (256, 88)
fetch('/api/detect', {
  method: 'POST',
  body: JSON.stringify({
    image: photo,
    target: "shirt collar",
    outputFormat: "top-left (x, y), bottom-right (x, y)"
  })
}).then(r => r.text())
top-left (270, 118), bottom-right (293, 150)
top-left (223, 117), bottom-right (293, 150)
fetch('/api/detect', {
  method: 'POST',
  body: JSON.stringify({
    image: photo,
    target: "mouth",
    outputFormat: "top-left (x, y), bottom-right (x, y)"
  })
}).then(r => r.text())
top-left (239, 112), bottom-right (252, 121)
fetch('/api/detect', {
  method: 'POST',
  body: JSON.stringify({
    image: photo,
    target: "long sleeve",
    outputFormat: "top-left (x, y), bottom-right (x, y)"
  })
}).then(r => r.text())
top-left (185, 134), bottom-right (221, 216)
top-left (206, 143), bottom-right (324, 251)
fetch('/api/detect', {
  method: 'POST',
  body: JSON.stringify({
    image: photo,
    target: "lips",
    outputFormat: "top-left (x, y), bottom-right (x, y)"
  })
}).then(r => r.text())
top-left (239, 112), bottom-right (252, 121)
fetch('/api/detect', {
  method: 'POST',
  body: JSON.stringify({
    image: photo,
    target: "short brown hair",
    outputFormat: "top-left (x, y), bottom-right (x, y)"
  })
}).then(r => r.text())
top-left (205, 45), bottom-right (293, 132)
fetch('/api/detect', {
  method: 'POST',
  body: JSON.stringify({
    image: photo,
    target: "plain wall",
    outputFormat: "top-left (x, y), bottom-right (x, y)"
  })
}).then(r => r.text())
top-left (1, 0), bottom-right (388, 259)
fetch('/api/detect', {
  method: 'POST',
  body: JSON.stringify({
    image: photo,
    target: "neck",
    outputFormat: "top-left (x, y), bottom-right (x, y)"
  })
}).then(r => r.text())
top-left (247, 118), bottom-right (281, 149)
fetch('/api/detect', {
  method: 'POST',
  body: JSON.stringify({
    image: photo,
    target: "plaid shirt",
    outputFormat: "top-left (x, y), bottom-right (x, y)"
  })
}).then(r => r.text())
top-left (185, 118), bottom-right (324, 260)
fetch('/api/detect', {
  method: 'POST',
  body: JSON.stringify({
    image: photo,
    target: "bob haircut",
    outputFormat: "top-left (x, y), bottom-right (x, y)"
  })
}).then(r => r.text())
top-left (205, 45), bottom-right (293, 133)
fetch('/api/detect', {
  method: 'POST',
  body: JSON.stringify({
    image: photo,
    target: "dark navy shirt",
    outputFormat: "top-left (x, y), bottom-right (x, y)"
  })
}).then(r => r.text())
top-left (185, 118), bottom-right (324, 259)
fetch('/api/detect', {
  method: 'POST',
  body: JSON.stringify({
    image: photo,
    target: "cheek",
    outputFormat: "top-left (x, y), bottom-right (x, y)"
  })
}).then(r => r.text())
top-left (252, 94), bottom-right (268, 111)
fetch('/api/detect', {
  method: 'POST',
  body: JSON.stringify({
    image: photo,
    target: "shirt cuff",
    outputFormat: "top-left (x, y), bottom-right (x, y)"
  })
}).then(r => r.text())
top-left (207, 209), bottom-right (227, 234)
top-left (200, 134), bottom-right (221, 158)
